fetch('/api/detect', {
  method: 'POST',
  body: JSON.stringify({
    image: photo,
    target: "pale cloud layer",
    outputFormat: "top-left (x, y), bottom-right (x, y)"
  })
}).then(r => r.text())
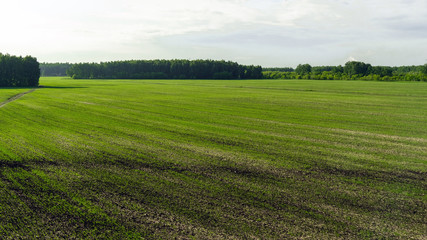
top-left (1, 0), bottom-right (426, 67)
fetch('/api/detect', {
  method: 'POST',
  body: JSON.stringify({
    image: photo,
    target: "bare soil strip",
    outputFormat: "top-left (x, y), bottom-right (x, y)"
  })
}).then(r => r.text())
top-left (0, 88), bottom-right (37, 108)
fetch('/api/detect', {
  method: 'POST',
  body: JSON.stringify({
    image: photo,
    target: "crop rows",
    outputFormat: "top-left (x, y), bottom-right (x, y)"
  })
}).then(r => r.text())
top-left (0, 78), bottom-right (426, 239)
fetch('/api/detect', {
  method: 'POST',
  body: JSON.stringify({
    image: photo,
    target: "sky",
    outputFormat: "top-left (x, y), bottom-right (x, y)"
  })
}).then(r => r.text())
top-left (1, 0), bottom-right (426, 67)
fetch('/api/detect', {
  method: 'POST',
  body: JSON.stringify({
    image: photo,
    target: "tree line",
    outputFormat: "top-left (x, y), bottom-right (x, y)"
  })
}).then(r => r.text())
top-left (66, 59), bottom-right (263, 79)
top-left (40, 60), bottom-right (427, 81)
top-left (263, 61), bottom-right (427, 81)
top-left (0, 53), bottom-right (40, 87)
top-left (262, 67), bottom-right (294, 72)
top-left (40, 63), bottom-right (73, 76)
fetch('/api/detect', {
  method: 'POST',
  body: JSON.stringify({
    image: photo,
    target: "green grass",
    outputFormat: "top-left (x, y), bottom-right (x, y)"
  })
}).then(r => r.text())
top-left (0, 88), bottom-right (33, 103)
top-left (0, 77), bottom-right (426, 239)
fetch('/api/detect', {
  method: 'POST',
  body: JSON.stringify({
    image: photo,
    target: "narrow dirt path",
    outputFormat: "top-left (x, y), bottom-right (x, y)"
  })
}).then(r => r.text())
top-left (0, 88), bottom-right (37, 109)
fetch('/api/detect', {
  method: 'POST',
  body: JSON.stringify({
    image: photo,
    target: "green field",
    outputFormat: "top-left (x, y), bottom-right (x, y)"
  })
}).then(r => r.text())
top-left (1, 77), bottom-right (426, 239)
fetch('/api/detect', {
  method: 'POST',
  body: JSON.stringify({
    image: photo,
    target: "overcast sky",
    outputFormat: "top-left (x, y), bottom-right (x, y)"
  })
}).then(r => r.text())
top-left (1, 0), bottom-right (426, 67)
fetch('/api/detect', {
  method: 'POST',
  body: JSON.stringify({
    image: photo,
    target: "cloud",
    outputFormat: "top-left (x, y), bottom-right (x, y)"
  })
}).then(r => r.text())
top-left (1, 0), bottom-right (426, 66)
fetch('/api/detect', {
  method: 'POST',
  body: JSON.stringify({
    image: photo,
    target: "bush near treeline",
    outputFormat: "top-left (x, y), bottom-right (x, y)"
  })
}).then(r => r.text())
top-left (264, 61), bottom-right (427, 81)
top-left (66, 59), bottom-right (263, 79)
top-left (0, 53), bottom-right (40, 87)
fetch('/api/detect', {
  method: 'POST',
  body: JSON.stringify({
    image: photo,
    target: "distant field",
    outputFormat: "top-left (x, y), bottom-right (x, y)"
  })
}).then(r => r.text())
top-left (0, 77), bottom-right (426, 239)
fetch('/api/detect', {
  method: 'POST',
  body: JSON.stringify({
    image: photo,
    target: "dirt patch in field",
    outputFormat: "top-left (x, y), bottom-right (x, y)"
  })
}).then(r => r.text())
top-left (0, 88), bottom-right (37, 108)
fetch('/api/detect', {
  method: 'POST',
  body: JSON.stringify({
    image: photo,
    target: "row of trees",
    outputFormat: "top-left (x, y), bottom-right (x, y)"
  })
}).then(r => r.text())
top-left (39, 60), bottom-right (427, 82)
top-left (263, 61), bottom-right (427, 81)
top-left (262, 67), bottom-right (294, 72)
top-left (40, 63), bottom-right (73, 76)
top-left (66, 59), bottom-right (263, 80)
top-left (0, 53), bottom-right (40, 87)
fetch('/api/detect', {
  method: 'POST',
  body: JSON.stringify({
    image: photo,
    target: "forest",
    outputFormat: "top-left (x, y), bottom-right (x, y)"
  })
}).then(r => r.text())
top-left (41, 61), bottom-right (427, 81)
top-left (40, 62), bottom-right (73, 77)
top-left (0, 53), bottom-right (40, 87)
top-left (263, 61), bottom-right (427, 81)
top-left (65, 59), bottom-right (263, 79)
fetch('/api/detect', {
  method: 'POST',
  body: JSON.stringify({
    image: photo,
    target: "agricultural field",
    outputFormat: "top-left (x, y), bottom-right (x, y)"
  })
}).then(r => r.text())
top-left (0, 77), bottom-right (426, 239)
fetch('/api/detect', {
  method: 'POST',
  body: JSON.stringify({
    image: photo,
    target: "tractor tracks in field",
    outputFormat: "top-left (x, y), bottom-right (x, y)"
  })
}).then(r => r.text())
top-left (0, 88), bottom-right (37, 109)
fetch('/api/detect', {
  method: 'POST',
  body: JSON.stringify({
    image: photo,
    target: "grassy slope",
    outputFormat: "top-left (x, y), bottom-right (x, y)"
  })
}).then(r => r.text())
top-left (0, 77), bottom-right (426, 239)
